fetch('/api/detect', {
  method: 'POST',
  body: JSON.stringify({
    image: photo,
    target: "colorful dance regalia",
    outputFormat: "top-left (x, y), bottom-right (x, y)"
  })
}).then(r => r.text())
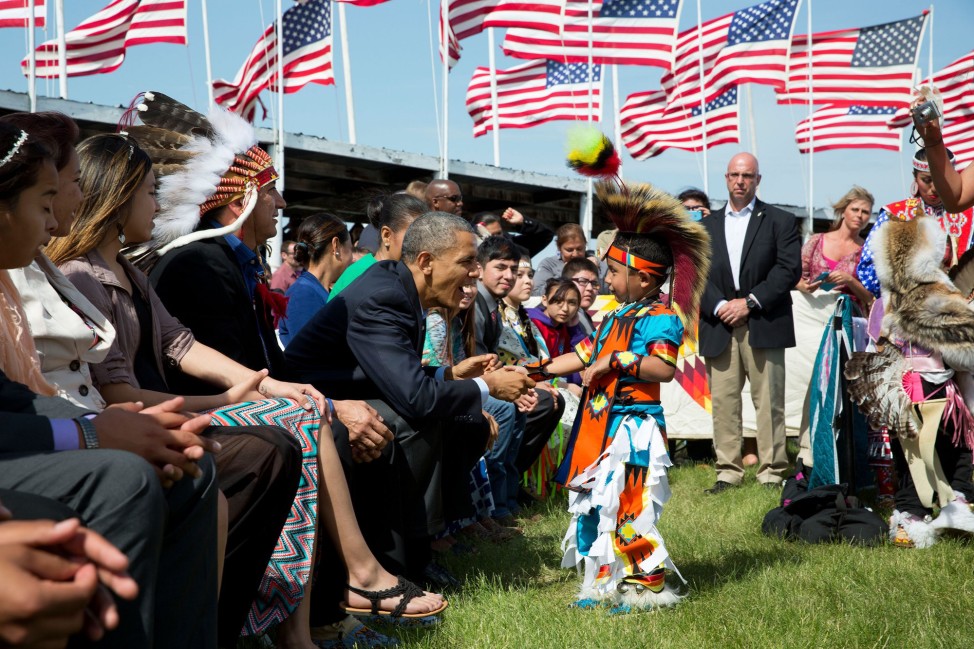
top-left (846, 215), bottom-right (974, 548)
top-left (558, 297), bottom-right (685, 610)
top-left (858, 197), bottom-right (974, 297)
top-left (555, 135), bottom-right (710, 610)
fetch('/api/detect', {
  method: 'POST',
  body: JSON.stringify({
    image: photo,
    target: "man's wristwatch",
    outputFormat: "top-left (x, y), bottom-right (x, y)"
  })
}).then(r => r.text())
top-left (74, 415), bottom-right (99, 449)
top-left (744, 296), bottom-right (757, 311)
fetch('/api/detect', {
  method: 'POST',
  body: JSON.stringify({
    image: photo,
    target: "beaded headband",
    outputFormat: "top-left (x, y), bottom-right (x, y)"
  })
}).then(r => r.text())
top-left (199, 144), bottom-right (279, 215)
top-left (605, 242), bottom-right (668, 277)
top-left (0, 130), bottom-right (28, 169)
top-left (913, 148), bottom-right (955, 173)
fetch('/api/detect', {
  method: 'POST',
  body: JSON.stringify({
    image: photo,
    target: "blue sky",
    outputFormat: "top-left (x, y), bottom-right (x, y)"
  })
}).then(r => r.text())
top-left (1, 0), bottom-right (971, 212)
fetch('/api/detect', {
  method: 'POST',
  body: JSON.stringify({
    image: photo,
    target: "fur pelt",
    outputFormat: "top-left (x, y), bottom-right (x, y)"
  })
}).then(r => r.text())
top-left (948, 245), bottom-right (974, 301)
top-left (871, 216), bottom-right (974, 372)
top-left (595, 181), bottom-right (711, 339)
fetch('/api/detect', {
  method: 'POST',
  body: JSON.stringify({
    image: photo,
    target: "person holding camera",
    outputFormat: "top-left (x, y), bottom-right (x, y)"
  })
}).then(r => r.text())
top-left (856, 147), bottom-right (974, 297)
top-left (911, 96), bottom-right (974, 214)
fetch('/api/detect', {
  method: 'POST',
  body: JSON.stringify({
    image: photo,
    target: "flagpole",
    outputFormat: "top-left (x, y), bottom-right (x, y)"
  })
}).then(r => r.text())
top-left (696, 0), bottom-right (707, 195)
top-left (586, 0), bottom-right (594, 123)
top-left (440, 0), bottom-right (449, 178)
top-left (806, 0), bottom-right (813, 234)
top-left (927, 4), bottom-right (933, 82)
top-left (274, 0), bottom-right (286, 261)
top-left (338, 1), bottom-right (357, 144)
top-left (612, 65), bottom-right (620, 153)
top-left (583, 0), bottom-right (594, 238)
top-left (487, 27), bottom-right (500, 166)
top-left (745, 85), bottom-right (757, 160)
top-left (27, 0), bottom-right (36, 112)
top-left (201, 0), bottom-right (214, 106)
top-left (55, 0), bottom-right (67, 98)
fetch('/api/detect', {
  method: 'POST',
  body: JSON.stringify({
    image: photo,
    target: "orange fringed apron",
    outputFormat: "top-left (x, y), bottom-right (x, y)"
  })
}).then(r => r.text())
top-left (556, 301), bottom-right (666, 489)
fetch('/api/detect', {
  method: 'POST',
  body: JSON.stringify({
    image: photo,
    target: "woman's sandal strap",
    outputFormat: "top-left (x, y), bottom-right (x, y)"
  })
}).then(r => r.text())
top-left (346, 576), bottom-right (426, 617)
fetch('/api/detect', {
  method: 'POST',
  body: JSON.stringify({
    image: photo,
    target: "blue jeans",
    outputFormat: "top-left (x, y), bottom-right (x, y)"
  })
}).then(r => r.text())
top-left (482, 395), bottom-right (526, 518)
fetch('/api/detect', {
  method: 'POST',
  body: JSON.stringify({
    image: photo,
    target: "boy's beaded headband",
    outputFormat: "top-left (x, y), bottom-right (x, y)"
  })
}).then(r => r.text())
top-left (605, 243), bottom-right (667, 277)
top-left (0, 130), bottom-right (28, 169)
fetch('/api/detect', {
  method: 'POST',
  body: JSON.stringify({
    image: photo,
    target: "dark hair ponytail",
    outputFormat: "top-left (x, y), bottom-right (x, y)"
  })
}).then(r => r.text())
top-left (292, 212), bottom-right (349, 266)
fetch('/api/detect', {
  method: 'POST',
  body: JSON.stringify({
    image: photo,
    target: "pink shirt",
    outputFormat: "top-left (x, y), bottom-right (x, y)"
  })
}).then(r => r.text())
top-left (269, 264), bottom-right (303, 293)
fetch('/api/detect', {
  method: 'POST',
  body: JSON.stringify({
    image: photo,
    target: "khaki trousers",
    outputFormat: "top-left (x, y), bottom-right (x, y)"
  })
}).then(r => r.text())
top-left (707, 325), bottom-right (788, 484)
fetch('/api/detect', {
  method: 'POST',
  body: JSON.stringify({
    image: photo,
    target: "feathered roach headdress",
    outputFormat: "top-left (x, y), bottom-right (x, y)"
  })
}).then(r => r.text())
top-left (119, 91), bottom-right (279, 256)
top-left (564, 126), bottom-right (711, 339)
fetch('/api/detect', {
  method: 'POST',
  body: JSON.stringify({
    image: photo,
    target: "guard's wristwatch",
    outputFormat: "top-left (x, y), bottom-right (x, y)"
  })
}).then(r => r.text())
top-left (75, 415), bottom-right (99, 449)
top-left (744, 296), bottom-right (757, 311)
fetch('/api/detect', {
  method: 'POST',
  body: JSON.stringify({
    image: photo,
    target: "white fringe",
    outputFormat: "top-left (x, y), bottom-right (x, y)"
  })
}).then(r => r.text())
top-left (931, 499), bottom-right (974, 534)
top-left (890, 510), bottom-right (937, 549)
top-left (562, 415), bottom-right (683, 606)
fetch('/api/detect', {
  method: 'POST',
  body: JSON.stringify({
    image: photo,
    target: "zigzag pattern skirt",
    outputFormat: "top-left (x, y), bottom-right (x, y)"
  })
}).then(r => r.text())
top-left (207, 398), bottom-right (321, 635)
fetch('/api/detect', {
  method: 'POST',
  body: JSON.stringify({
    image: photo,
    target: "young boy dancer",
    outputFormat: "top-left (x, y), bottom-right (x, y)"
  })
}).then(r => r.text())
top-left (527, 182), bottom-right (710, 611)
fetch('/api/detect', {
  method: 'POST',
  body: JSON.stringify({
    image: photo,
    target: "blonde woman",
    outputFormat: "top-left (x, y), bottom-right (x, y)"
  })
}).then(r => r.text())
top-left (796, 185), bottom-right (874, 311)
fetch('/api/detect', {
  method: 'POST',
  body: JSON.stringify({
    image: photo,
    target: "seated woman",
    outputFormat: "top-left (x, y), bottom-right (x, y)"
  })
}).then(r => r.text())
top-left (796, 185), bottom-right (874, 312)
top-left (46, 133), bottom-right (445, 649)
top-left (329, 193), bottom-right (427, 301)
top-left (498, 257), bottom-right (579, 499)
top-left (531, 223), bottom-right (588, 296)
top-left (279, 212), bottom-right (352, 346)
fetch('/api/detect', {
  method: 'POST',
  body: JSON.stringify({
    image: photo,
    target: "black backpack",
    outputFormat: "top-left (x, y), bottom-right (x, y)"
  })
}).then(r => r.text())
top-left (762, 476), bottom-right (888, 546)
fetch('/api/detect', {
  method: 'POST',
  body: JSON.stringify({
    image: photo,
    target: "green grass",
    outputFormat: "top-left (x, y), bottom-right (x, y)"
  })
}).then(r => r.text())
top-left (380, 463), bottom-right (974, 649)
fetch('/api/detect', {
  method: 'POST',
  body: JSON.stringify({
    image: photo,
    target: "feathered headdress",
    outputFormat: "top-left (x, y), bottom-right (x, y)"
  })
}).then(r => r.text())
top-left (120, 91), bottom-right (279, 257)
top-left (597, 182), bottom-right (711, 337)
top-left (563, 126), bottom-right (710, 338)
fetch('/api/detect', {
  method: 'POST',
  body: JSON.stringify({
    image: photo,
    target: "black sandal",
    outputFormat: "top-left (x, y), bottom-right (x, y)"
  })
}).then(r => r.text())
top-left (341, 576), bottom-right (448, 619)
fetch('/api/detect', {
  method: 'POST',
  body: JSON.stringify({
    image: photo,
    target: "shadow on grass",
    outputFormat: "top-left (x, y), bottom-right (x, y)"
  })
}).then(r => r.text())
top-left (677, 544), bottom-right (805, 596)
top-left (439, 500), bottom-right (571, 591)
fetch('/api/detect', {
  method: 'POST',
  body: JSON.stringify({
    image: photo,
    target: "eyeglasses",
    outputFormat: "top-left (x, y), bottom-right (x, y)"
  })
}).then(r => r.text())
top-left (572, 277), bottom-right (598, 288)
top-left (434, 194), bottom-right (463, 203)
top-left (725, 172), bottom-right (757, 181)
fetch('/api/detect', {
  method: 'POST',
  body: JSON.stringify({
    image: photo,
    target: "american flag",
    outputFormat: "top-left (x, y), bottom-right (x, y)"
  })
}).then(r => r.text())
top-left (465, 59), bottom-right (601, 136)
top-left (620, 86), bottom-right (739, 160)
top-left (20, 0), bottom-right (183, 77)
top-left (886, 50), bottom-right (974, 129)
top-left (440, 0), bottom-right (565, 68)
top-left (502, 0), bottom-right (682, 68)
top-left (213, 0), bottom-right (333, 122)
top-left (661, 0), bottom-right (800, 111)
top-left (776, 12), bottom-right (927, 107)
top-left (0, 0), bottom-right (44, 28)
top-left (795, 105), bottom-right (902, 154)
top-left (944, 115), bottom-right (974, 169)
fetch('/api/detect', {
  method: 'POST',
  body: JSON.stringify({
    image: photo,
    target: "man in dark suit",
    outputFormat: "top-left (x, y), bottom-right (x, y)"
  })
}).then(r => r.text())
top-left (698, 153), bottom-right (802, 493)
top-left (284, 212), bottom-right (533, 579)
